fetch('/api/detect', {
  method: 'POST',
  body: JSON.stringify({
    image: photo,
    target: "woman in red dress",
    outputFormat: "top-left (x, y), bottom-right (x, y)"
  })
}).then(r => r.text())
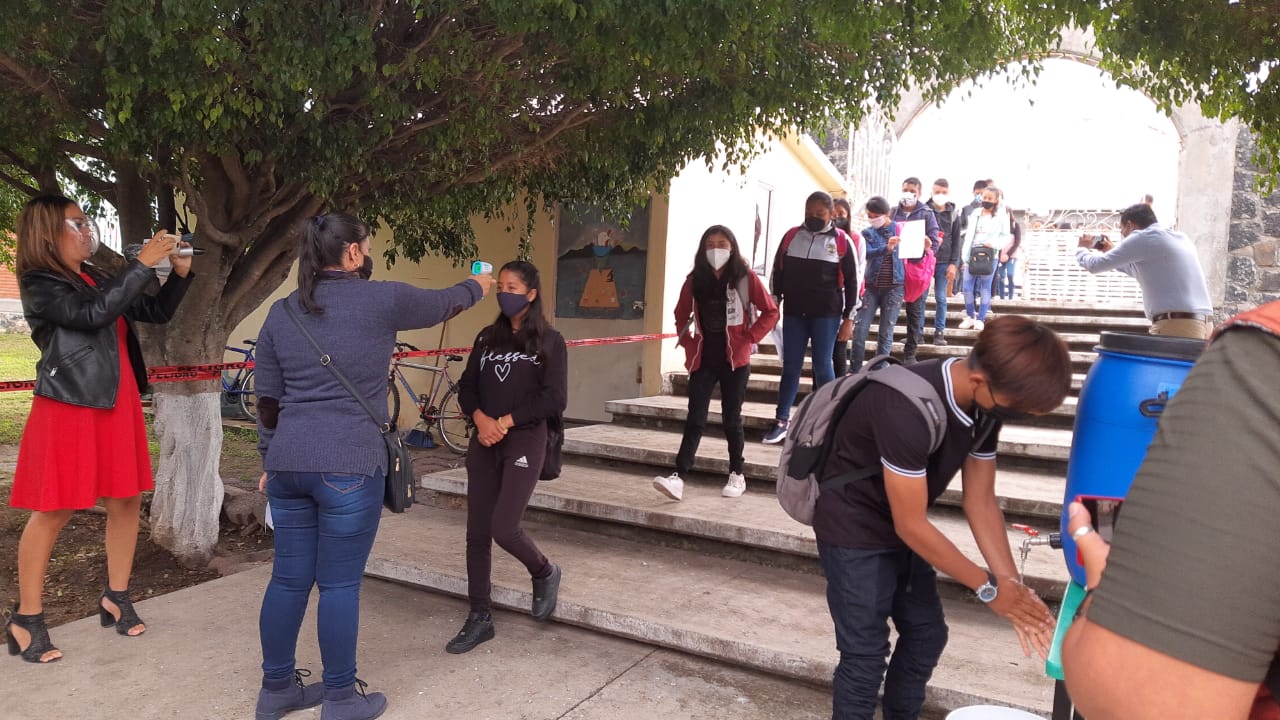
top-left (4, 195), bottom-right (193, 663)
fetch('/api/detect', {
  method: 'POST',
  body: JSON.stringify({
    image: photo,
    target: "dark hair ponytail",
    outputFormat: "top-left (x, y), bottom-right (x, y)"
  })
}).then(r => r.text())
top-left (297, 212), bottom-right (369, 314)
top-left (481, 260), bottom-right (550, 357)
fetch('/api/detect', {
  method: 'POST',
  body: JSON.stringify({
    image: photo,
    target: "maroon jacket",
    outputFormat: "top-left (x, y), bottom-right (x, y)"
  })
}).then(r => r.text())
top-left (675, 269), bottom-right (779, 373)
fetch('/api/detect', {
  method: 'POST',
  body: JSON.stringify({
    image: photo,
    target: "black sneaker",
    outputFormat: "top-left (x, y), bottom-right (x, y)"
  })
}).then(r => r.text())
top-left (932, 331), bottom-right (947, 346)
top-left (531, 563), bottom-right (562, 621)
top-left (445, 612), bottom-right (495, 654)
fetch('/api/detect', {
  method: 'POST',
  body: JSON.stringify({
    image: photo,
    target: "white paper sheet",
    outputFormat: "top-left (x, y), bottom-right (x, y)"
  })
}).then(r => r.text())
top-left (895, 220), bottom-right (927, 259)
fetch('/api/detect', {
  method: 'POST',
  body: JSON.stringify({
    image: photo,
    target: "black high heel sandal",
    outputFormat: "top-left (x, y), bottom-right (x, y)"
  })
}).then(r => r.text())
top-left (4, 603), bottom-right (61, 663)
top-left (99, 588), bottom-right (146, 636)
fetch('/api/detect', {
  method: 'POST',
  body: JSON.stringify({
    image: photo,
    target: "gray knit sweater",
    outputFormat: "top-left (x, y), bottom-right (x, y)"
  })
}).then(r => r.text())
top-left (255, 276), bottom-right (483, 477)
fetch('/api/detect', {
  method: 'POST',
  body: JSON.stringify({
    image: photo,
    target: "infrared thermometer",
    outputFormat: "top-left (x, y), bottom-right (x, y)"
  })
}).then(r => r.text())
top-left (471, 261), bottom-right (493, 275)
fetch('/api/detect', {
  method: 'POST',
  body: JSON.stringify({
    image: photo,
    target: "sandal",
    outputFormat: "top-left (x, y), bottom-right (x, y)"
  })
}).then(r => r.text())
top-left (99, 588), bottom-right (146, 636)
top-left (4, 602), bottom-right (62, 663)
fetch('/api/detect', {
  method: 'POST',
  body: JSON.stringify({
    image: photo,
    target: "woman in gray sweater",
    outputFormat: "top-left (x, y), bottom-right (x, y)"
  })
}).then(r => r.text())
top-left (252, 213), bottom-right (491, 720)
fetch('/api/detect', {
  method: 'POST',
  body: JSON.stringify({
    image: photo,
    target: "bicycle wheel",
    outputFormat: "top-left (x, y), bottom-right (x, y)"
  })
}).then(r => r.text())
top-left (238, 371), bottom-right (258, 421)
top-left (437, 390), bottom-right (471, 454)
top-left (386, 376), bottom-right (402, 428)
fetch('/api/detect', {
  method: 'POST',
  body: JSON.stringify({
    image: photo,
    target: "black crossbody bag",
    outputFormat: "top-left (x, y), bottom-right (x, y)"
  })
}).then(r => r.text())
top-left (283, 300), bottom-right (415, 512)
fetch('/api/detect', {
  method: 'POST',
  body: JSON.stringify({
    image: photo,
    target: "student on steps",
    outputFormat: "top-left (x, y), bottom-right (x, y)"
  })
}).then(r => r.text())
top-left (654, 225), bottom-right (778, 501)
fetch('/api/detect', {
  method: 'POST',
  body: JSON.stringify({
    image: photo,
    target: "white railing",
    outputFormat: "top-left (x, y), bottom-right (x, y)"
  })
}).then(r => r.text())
top-left (1019, 230), bottom-right (1143, 305)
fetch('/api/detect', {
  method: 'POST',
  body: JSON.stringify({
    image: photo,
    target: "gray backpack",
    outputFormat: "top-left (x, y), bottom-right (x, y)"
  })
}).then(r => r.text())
top-left (776, 356), bottom-right (947, 525)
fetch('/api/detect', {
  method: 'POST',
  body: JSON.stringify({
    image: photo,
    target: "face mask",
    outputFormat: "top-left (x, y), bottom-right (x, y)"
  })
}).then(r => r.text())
top-left (974, 193), bottom-right (984, 203)
top-left (358, 254), bottom-right (374, 280)
top-left (833, 217), bottom-right (851, 231)
top-left (497, 291), bottom-right (531, 319)
top-left (900, 192), bottom-right (918, 207)
top-left (706, 247), bottom-right (731, 271)
top-left (976, 383), bottom-right (1032, 423)
top-left (932, 195), bottom-right (949, 207)
top-left (981, 201), bottom-right (997, 210)
top-left (804, 216), bottom-right (827, 233)
top-left (870, 216), bottom-right (889, 229)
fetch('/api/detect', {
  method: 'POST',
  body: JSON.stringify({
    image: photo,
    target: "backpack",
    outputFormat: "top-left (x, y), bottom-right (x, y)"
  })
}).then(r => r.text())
top-left (903, 249), bottom-right (937, 303)
top-left (776, 356), bottom-right (948, 525)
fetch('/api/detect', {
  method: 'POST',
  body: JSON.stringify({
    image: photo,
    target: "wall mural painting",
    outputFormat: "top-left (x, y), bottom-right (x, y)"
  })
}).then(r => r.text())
top-left (555, 203), bottom-right (649, 320)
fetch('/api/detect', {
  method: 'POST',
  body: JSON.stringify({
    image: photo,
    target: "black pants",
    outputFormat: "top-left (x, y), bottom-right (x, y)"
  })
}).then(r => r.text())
top-left (676, 346), bottom-right (750, 475)
top-left (464, 423), bottom-right (550, 614)
top-left (903, 293), bottom-right (927, 358)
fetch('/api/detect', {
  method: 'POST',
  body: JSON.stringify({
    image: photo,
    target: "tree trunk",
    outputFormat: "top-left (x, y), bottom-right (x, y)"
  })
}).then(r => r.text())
top-left (148, 391), bottom-right (226, 566)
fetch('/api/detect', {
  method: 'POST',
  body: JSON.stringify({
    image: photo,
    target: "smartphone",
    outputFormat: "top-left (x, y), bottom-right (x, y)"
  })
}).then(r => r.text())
top-left (1077, 495), bottom-right (1123, 543)
top-left (1091, 234), bottom-right (1110, 250)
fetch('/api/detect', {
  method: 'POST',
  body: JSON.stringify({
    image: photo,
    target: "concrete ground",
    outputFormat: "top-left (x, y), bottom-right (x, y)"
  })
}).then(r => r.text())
top-left (0, 565), bottom-right (836, 720)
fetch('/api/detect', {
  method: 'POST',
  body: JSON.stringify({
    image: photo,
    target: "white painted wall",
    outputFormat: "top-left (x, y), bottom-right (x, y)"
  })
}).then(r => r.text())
top-left (660, 133), bottom-right (848, 377)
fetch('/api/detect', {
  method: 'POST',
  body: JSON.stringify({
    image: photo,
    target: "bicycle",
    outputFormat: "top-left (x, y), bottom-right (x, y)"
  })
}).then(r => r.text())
top-left (387, 342), bottom-right (471, 454)
top-left (222, 339), bottom-right (259, 421)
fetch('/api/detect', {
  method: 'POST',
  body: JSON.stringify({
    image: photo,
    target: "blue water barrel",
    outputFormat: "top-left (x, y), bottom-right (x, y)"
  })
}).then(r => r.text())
top-left (1061, 332), bottom-right (1204, 585)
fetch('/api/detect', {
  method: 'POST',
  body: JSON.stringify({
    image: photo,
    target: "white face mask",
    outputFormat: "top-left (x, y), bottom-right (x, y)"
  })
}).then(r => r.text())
top-left (870, 216), bottom-right (890, 229)
top-left (900, 191), bottom-right (918, 207)
top-left (706, 247), bottom-right (731, 270)
top-left (932, 194), bottom-right (949, 207)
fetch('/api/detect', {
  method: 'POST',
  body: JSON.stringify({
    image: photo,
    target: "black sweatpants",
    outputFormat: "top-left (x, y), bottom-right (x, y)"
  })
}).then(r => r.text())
top-left (675, 341), bottom-right (750, 476)
top-left (464, 422), bottom-right (550, 614)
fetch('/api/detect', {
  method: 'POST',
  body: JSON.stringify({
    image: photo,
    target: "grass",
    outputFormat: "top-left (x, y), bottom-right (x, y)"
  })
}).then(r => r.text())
top-left (0, 333), bottom-right (40, 445)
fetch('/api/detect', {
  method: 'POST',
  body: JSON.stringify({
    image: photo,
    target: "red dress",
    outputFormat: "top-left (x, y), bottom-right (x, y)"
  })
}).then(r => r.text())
top-left (9, 274), bottom-right (154, 511)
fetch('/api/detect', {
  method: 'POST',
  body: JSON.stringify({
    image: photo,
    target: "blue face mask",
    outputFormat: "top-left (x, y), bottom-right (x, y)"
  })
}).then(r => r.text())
top-left (497, 292), bottom-right (531, 319)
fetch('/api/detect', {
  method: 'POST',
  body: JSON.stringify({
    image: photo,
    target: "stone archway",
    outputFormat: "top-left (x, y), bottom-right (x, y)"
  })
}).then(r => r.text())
top-left (890, 28), bottom-right (1239, 306)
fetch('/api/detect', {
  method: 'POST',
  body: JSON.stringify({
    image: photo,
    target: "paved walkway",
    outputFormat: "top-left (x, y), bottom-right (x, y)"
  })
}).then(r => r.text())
top-left (1, 565), bottom-right (834, 720)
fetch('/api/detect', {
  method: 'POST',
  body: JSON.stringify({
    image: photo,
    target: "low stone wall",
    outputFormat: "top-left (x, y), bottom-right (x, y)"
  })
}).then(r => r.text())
top-left (0, 312), bottom-right (28, 334)
top-left (1226, 130), bottom-right (1280, 317)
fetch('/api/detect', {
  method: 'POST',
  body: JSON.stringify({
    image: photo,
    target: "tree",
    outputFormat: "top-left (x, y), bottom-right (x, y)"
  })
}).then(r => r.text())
top-left (0, 1), bottom-right (1271, 563)
top-left (1074, 0), bottom-right (1280, 187)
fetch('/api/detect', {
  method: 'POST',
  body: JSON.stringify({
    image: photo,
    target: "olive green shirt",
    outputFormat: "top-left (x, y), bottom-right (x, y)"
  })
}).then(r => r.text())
top-left (1089, 329), bottom-right (1280, 682)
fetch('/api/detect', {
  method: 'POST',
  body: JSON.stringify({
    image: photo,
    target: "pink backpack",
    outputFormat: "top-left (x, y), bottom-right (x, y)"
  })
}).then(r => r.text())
top-left (903, 248), bottom-right (936, 303)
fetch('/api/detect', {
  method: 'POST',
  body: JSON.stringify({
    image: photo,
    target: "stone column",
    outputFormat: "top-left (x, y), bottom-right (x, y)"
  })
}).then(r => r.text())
top-left (1225, 129), bottom-right (1280, 317)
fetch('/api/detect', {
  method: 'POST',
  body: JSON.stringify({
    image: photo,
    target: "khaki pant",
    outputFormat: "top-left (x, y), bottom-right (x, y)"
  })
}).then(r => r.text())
top-left (1150, 317), bottom-right (1212, 340)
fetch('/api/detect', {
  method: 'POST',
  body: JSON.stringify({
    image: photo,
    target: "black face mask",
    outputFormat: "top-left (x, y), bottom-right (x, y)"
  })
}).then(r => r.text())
top-left (358, 254), bottom-right (374, 280)
top-left (804, 216), bottom-right (827, 233)
top-left (833, 217), bottom-right (850, 231)
top-left (981, 201), bottom-right (997, 210)
top-left (976, 384), bottom-right (1031, 423)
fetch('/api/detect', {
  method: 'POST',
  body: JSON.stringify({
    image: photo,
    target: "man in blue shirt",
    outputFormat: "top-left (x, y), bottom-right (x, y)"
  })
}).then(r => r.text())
top-left (1075, 203), bottom-right (1213, 339)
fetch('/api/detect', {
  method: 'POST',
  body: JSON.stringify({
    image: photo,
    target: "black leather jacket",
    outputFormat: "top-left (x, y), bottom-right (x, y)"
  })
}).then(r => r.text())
top-left (20, 262), bottom-right (194, 409)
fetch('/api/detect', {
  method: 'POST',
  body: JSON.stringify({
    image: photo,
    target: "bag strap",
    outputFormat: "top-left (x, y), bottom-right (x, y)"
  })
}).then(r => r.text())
top-left (282, 299), bottom-right (391, 434)
top-left (816, 361), bottom-right (948, 495)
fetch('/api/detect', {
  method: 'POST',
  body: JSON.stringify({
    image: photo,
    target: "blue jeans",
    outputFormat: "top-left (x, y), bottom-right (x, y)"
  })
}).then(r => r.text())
top-left (776, 315), bottom-right (840, 421)
top-left (261, 471), bottom-right (384, 690)
top-left (931, 264), bottom-right (952, 333)
top-left (996, 259), bottom-right (1017, 299)
top-left (850, 285), bottom-right (904, 373)
top-left (962, 266), bottom-right (994, 321)
top-left (818, 543), bottom-right (949, 720)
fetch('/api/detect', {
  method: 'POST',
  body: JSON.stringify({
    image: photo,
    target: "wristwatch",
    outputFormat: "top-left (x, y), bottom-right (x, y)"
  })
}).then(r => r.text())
top-left (976, 572), bottom-right (999, 603)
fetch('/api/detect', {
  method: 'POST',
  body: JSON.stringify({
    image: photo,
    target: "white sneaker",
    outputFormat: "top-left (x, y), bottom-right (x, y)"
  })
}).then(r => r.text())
top-left (958, 316), bottom-right (975, 330)
top-left (722, 472), bottom-right (747, 498)
top-left (974, 319), bottom-right (985, 331)
top-left (653, 472), bottom-right (684, 501)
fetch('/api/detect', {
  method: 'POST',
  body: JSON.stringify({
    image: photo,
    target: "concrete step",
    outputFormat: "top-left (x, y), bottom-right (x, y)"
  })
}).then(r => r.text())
top-left (418, 464), bottom-right (1068, 601)
top-left (670, 370), bottom-right (1089, 404)
top-left (761, 329), bottom-right (1104, 354)
top-left (563, 424), bottom-right (1072, 510)
top-left (366, 504), bottom-right (1056, 716)
top-left (925, 298), bottom-right (1146, 318)
top-left (611, 393), bottom-right (1077, 434)
top-left (750, 344), bottom-right (1098, 373)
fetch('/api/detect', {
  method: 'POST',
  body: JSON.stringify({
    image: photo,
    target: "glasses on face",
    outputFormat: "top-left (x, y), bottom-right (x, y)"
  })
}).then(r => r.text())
top-left (65, 218), bottom-right (96, 233)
